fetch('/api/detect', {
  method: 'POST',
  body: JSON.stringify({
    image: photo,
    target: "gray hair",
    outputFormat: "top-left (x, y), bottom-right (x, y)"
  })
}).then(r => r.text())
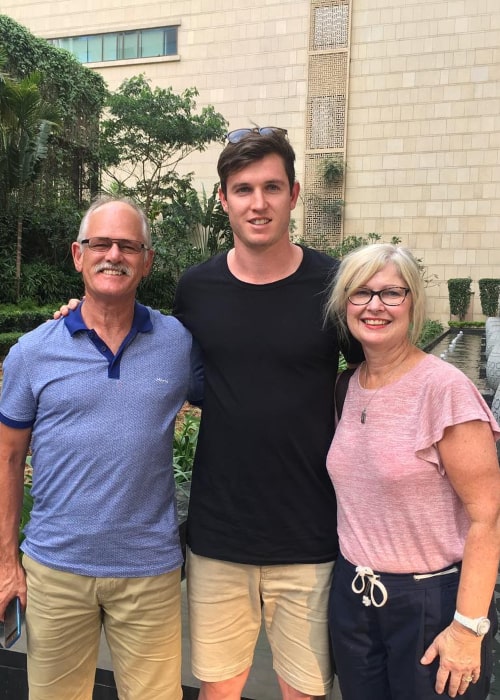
top-left (325, 243), bottom-right (426, 345)
top-left (77, 195), bottom-right (151, 249)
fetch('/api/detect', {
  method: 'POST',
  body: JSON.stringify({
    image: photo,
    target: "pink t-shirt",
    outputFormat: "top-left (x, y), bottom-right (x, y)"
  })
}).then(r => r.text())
top-left (326, 353), bottom-right (500, 573)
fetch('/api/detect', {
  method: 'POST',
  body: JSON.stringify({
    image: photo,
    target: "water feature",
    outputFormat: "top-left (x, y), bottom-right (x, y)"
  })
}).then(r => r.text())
top-left (428, 329), bottom-right (499, 698)
top-left (429, 330), bottom-right (494, 403)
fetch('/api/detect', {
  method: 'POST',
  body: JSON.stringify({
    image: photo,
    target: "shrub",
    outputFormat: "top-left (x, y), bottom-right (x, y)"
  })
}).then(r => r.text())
top-left (0, 305), bottom-right (55, 333)
top-left (478, 278), bottom-right (500, 317)
top-left (447, 278), bottom-right (472, 320)
top-left (20, 457), bottom-right (33, 545)
top-left (0, 332), bottom-right (23, 357)
top-left (448, 320), bottom-right (485, 329)
top-left (0, 304), bottom-right (60, 357)
top-left (137, 268), bottom-right (178, 310)
top-left (417, 319), bottom-right (444, 348)
top-left (0, 253), bottom-right (16, 304)
top-left (173, 412), bottom-right (200, 484)
top-left (21, 263), bottom-right (83, 306)
top-left (324, 233), bottom-right (401, 259)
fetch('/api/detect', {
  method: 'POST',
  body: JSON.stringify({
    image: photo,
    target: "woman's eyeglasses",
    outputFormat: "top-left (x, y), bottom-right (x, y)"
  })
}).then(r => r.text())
top-left (347, 287), bottom-right (410, 306)
top-left (226, 127), bottom-right (288, 144)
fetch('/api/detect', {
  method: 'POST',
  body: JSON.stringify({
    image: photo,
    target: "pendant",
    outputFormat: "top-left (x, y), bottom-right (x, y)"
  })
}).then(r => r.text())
top-left (361, 409), bottom-right (367, 424)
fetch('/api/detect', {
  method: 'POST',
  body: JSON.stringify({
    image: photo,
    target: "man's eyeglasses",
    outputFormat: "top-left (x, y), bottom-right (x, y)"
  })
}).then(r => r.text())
top-left (81, 237), bottom-right (149, 254)
top-left (347, 287), bottom-right (410, 306)
top-left (226, 127), bottom-right (288, 144)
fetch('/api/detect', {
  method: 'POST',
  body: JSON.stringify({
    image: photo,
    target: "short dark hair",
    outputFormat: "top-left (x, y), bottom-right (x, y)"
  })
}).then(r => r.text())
top-left (217, 130), bottom-right (296, 195)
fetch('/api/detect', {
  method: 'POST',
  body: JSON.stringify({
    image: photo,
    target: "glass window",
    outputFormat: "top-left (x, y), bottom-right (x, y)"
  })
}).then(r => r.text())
top-left (72, 36), bottom-right (90, 63)
top-left (49, 26), bottom-right (177, 63)
top-left (103, 34), bottom-right (117, 61)
top-left (121, 31), bottom-right (139, 60)
top-left (141, 28), bottom-right (165, 58)
top-left (165, 27), bottom-right (177, 55)
top-left (87, 35), bottom-right (103, 63)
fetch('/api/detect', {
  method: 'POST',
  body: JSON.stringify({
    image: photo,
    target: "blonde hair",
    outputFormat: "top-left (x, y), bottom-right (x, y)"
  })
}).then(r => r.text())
top-left (325, 243), bottom-right (425, 345)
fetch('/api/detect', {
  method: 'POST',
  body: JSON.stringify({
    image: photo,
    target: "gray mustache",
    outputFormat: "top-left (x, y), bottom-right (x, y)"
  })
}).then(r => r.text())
top-left (93, 263), bottom-right (132, 276)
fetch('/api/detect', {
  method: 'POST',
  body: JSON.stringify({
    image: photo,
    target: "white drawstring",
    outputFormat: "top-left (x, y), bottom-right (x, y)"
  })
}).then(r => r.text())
top-left (413, 565), bottom-right (458, 580)
top-left (351, 566), bottom-right (388, 607)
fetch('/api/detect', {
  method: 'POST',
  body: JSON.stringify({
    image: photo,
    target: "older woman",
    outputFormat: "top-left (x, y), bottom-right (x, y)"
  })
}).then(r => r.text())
top-left (325, 243), bottom-right (500, 700)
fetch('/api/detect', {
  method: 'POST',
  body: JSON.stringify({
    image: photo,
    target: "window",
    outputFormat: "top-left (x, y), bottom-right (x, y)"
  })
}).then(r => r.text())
top-left (49, 26), bottom-right (178, 63)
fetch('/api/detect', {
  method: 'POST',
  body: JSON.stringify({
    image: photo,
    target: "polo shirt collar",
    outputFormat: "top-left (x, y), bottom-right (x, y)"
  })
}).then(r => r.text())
top-left (64, 300), bottom-right (153, 336)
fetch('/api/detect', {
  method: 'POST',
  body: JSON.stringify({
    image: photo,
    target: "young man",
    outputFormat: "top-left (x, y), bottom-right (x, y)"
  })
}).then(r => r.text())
top-left (0, 197), bottom-right (196, 700)
top-left (174, 128), bottom-right (363, 700)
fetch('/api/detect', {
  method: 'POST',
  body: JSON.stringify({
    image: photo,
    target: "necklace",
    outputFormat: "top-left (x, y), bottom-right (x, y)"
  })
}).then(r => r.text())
top-left (360, 362), bottom-right (398, 424)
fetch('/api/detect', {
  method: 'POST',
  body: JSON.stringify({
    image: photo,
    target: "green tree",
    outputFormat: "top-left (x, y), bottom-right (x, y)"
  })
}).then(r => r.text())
top-left (165, 183), bottom-right (233, 258)
top-left (0, 15), bottom-right (107, 206)
top-left (0, 63), bottom-right (61, 300)
top-left (100, 74), bottom-right (228, 217)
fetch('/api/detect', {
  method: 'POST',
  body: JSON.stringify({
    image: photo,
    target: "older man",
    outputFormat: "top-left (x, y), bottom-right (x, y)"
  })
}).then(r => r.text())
top-left (0, 196), bottom-right (194, 700)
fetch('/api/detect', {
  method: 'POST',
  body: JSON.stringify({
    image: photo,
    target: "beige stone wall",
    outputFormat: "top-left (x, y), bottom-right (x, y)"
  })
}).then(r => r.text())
top-left (1, 0), bottom-right (310, 232)
top-left (344, 0), bottom-right (500, 321)
top-left (2, 0), bottom-right (500, 322)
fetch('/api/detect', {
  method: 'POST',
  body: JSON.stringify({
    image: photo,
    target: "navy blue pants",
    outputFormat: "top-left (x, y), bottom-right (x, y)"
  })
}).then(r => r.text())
top-left (329, 554), bottom-right (497, 700)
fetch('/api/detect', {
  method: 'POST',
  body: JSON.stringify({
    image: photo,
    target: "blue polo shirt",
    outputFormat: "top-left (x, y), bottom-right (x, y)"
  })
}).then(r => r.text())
top-left (0, 303), bottom-right (192, 578)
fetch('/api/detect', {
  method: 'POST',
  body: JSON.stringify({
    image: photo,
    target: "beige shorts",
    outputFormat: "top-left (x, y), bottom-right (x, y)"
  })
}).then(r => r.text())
top-left (23, 554), bottom-right (182, 700)
top-left (187, 549), bottom-right (335, 696)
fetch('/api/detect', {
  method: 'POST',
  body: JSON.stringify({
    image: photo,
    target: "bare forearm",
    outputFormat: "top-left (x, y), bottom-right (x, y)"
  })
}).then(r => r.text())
top-left (0, 425), bottom-right (32, 613)
top-left (0, 466), bottom-right (24, 565)
top-left (455, 520), bottom-right (500, 617)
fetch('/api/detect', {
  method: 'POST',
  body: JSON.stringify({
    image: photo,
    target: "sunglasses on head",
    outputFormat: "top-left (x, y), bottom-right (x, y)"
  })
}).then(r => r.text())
top-left (226, 127), bottom-right (288, 144)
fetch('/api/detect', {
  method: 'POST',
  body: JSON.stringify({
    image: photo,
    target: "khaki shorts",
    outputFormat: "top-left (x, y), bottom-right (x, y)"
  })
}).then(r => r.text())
top-left (23, 555), bottom-right (182, 700)
top-left (187, 550), bottom-right (334, 696)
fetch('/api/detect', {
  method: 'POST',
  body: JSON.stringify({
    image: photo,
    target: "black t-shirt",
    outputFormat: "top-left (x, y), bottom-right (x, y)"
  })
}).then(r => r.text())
top-left (173, 246), bottom-right (363, 564)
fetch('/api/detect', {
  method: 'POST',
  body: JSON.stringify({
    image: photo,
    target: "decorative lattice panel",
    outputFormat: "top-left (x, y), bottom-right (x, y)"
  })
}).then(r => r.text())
top-left (307, 53), bottom-right (348, 151)
top-left (308, 94), bottom-right (346, 150)
top-left (312, 2), bottom-right (349, 50)
top-left (304, 153), bottom-right (344, 250)
top-left (304, 1), bottom-right (350, 249)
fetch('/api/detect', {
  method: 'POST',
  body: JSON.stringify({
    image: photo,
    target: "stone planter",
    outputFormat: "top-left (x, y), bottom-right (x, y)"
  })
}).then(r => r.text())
top-left (486, 345), bottom-right (500, 392)
top-left (486, 329), bottom-right (500, 358)
top-left (485, 317), bottom-right (500, 334)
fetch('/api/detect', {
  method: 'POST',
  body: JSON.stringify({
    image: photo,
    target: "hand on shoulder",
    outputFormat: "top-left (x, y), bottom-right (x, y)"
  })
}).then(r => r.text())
top-left (53, 298), bottom-right (81, 320)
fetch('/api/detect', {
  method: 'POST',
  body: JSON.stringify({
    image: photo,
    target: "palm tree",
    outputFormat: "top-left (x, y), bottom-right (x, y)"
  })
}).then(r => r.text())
top-left (0, 59), bottom-right (60, 301)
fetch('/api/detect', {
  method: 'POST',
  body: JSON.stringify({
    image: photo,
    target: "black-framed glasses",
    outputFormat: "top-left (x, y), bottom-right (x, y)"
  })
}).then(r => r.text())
top-left (81, 237), bottom-right (149, 254)
top-left (347, 287), bottom-right (410, 306)
top-left (226, 127), bottom-right (288, 144)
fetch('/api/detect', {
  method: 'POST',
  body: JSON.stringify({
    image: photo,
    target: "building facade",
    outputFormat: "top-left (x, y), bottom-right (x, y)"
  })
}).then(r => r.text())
top-left (2, 0), bottom-right (499, 322)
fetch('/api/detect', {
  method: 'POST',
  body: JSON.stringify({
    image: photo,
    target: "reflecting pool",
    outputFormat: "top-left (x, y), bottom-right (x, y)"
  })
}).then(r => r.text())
top-left (429, 330), bottom-right (493, 402)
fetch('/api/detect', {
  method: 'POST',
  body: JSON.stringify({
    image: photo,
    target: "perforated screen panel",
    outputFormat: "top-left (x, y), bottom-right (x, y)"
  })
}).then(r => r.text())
top-left (305, 1), bottom-right (350, 249)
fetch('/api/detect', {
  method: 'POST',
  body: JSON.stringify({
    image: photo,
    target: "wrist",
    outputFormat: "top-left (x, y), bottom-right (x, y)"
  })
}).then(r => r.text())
top-left (453, 610), bottom-right (491, 636)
